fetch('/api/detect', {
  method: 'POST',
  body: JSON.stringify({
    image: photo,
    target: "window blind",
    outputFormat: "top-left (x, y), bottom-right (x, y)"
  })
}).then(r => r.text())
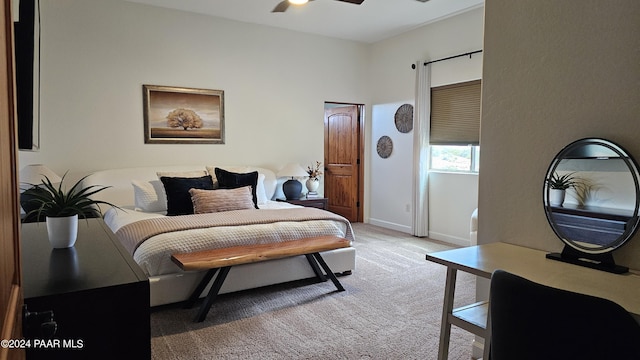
top-left (430, 80), bottom-right (481, 145)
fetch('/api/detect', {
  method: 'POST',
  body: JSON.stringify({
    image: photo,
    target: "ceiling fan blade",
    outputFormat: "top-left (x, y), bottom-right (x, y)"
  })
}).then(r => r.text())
top-left (416, 0), bottom-right (430, 2)
top-left (272, 1), bottom-right (290, 12)
top-left (336, 0), bottom-right (365, 4)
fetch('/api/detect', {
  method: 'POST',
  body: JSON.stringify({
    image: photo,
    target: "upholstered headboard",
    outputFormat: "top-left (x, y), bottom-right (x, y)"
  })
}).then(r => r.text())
top-left (81, 165), bottom-right (278, 208)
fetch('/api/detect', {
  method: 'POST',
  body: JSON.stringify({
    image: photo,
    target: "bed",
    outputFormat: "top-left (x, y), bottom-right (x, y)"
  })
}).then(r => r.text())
top-left (82, 165), bottom-right (356, 307)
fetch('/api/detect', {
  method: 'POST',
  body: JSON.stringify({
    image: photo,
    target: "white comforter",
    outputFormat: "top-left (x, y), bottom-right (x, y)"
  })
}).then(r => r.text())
top-left (104, 201), bottom-right (353, 277)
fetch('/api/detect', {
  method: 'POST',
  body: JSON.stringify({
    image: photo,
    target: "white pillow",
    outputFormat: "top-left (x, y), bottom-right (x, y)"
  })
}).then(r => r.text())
top-left (256, 174), bottom-right (268, 205)
top-left (132, 179), bottom-right (167, 212)
top-left (156, 170), bottom-right (208, 178)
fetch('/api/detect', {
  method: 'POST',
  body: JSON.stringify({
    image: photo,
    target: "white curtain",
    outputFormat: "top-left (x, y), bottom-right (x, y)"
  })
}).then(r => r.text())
top-left (412, 61), bottom-right (431, 237)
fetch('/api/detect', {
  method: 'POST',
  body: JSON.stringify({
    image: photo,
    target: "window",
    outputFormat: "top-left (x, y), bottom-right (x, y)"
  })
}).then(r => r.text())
top-left (430, 145), bottom-right (479, 172)
top-left (429, 80), bottom-right (481, 173)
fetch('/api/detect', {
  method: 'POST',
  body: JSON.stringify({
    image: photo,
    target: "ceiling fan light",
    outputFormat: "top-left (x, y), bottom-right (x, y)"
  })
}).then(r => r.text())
top-left (289, 0), bottom-right (309, 5)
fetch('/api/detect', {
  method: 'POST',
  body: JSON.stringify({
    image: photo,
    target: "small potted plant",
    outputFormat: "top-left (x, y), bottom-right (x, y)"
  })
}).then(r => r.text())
top-left (546, 172), bottom-right (577, 207)
top-left (24, 172), bottom-right (120, 248)
top-left (305, 161), bottom-right (323, 194)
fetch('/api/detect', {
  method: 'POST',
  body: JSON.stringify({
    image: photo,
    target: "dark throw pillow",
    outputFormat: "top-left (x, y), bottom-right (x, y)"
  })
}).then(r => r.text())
top-left (159, 175), bottom-right (214, 216)
top-left (214, 168), bottom-right (259, 209)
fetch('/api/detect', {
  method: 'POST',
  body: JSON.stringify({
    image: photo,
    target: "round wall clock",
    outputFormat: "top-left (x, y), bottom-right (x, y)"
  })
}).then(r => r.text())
top-left (376, 135), bottom-right (393, 159)
top-left (394, 104), bottom-right (414, 133)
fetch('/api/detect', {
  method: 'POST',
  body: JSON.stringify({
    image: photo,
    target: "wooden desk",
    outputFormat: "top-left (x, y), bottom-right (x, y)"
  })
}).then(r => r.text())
top-left (426, 242), bottom-right (640, 360)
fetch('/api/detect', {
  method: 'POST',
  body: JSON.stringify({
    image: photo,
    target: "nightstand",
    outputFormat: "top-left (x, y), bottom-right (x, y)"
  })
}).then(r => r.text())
top-left (21, 218), bottom-right (150, 359)
top-left (284, 197), bottom-right (328, 210)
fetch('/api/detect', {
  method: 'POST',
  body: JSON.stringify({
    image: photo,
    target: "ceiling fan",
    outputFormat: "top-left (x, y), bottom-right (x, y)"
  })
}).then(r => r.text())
top-left (272, 0), bottom-right (365, 13)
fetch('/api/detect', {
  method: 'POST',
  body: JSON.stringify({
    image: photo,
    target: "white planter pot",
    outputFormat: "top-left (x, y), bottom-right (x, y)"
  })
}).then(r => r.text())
top-left (46, 214), bottom-right (79, 249)
top-left (306, 178), bottom-right (320, 192)
top-left (549, 189), bottom-right (566, 207)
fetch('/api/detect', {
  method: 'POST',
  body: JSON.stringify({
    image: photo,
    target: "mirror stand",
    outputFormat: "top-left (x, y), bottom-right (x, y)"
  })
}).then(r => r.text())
top-left (543, 138), bottom-right (640, 275)
top-left (546, 246), bottom-right (628, 274)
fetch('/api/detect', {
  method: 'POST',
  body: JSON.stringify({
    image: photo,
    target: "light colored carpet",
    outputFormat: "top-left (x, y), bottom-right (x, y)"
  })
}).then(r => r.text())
top-left (150, 223), bottom-right (476, 359)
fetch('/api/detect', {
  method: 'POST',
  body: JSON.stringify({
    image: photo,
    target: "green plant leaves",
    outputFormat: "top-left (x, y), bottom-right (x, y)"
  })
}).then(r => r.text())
top-left (546, 172), bottom-right (578, 190)
top-left (23, 171), bottom-right (122, 220)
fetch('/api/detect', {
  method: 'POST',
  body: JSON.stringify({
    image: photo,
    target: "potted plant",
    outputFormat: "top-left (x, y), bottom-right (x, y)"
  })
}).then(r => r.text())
top-left (305, 161), bottom-right (323, 194)
top-left (24, 172), bottom-right (120, 248)
top-left (546, 172), bottom-right (577, 207)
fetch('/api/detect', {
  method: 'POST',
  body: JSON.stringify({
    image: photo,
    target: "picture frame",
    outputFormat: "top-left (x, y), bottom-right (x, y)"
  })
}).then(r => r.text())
top-left (143, 85), bottom-right (225, 144)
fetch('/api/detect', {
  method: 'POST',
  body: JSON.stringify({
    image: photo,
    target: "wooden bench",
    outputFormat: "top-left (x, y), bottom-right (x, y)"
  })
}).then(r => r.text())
top-left (171, 235), bottom-right (350, 322)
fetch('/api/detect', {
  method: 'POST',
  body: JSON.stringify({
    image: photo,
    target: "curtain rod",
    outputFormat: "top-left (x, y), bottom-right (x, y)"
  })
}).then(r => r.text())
top-left (411, 49), bottom-right (483, 69)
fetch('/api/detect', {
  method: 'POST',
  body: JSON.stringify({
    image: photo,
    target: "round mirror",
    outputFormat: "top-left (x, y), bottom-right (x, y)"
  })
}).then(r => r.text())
top-left (543, 138), bottom-right (640, 273)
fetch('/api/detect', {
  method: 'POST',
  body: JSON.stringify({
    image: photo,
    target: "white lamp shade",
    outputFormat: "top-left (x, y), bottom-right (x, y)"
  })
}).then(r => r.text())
top-left (20, 164), bottom-right (62, 186)
top-left (277, 163), bottom-right (308, 178)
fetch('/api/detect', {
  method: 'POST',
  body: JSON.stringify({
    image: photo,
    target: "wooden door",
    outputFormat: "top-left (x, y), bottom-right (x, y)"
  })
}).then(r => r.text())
top-left (0, 0), bottom-right (24, 359)
top-left (324, 105), bottom-right (362, 222)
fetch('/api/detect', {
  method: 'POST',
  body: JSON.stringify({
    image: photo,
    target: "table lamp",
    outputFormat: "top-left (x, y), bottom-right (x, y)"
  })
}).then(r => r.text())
top-left (277, 163), bottom-right (308, 200)
top-left (20, 164), bottom-right (61, 187)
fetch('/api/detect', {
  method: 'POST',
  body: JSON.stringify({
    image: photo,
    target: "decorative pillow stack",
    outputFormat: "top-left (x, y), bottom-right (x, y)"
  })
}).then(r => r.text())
top-left (131, 167), bottom-right (265, 216)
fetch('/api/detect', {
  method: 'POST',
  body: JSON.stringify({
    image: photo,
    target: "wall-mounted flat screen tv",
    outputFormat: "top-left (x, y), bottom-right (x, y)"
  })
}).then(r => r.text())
top-left (14, 0), bottom-right (39, 151)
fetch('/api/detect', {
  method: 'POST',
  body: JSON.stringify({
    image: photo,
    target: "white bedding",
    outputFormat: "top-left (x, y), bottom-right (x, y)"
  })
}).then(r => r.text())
top-left (104, 201), bottom-right (353, 277)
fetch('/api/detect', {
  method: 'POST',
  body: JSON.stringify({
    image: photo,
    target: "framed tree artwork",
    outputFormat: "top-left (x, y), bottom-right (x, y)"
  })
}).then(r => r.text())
top-left (143, 85), bottom-right (225, 144)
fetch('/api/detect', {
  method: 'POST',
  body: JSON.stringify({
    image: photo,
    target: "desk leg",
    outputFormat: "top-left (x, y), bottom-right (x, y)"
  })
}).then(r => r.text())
top-left (438, 267), bottom-right (457, 360)
top-left (483, 310), bottom-right (491, 360)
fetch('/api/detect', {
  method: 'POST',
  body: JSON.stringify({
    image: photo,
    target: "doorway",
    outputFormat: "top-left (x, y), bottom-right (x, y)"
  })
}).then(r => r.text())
top-left (1, 0), bottom-right (25, 358)
top-left (323, 102), bottom-right (364, 223)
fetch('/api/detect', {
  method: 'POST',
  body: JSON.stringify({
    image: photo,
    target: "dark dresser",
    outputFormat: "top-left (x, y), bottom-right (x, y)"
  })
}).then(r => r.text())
top-left (283, 197), bottom-right (329, 210)
top-left (21, 218), bottom-right (150, 359)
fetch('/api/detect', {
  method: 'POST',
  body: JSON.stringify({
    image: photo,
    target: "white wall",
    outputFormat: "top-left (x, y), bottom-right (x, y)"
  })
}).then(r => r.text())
top-left (479, 0), bottom-right (640, 267)
top-left (369, 101), bottom-right (414, 233)
top-left (368, 7), bottom-right (484, 242)
top-left (476, 4), bottom-right (640, 353)
top-left (19, 0), bottom-right (485, 243)
top-left (429, 172), bottom-right (479, 246)
top-left (18, 0), bottom-right (369, 179)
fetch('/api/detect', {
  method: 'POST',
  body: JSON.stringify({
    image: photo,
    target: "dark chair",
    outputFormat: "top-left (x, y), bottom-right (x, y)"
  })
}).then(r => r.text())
top-left (489, 269), bottom-right (640, 360)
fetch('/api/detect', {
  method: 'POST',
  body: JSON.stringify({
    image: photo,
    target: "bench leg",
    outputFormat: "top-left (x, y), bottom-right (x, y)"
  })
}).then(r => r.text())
top-left (184, 268), bottom-right (219, 309)
top-left (311, 253), bottom-right (345, 292)
top-left (195, 266), bottom-right (231, 322)
top-left (195, 266), bottom-right (231, 323)
top-left (305, 254), bottom-right (327, 282)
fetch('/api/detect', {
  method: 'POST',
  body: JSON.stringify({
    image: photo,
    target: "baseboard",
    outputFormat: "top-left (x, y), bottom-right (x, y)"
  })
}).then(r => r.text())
top-left (368, 218), bottom-right (412, 233)
top-left (428, 231), bottom-right (471, 247)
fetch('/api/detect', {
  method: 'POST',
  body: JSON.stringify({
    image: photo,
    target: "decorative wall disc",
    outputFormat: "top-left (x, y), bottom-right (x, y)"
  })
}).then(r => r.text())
top-left (376, 135), bottom-right (393, 159)
top-left (394, 104), bottom-right (414, 133)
